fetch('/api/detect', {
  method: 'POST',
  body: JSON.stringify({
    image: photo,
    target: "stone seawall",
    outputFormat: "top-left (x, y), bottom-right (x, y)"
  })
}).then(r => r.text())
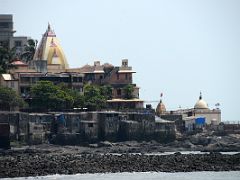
top-left (0, 111), bottom-right (176, 144)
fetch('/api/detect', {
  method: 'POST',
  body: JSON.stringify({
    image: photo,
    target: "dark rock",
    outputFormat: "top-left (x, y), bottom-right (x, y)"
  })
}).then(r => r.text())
top-left (98, 141), bottom-right (113, 147)
top-left (1, 151), bottom-right (239, 178)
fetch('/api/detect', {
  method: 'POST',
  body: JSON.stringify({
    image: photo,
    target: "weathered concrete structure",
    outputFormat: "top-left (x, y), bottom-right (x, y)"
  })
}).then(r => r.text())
top-left (0, 123), bottom-right (10, 149)
top-left (0, 110), bottom-right (176, 145)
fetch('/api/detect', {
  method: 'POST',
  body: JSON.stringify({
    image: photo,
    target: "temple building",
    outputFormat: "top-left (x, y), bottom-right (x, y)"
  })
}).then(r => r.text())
top-left (157, 92), bottom-right (221, 125)
top-left (33, 24), bottom-right (69, 71)
top-left (193, 92), bottom-right (221, 125)
top-left (0, 18), bottom-right (143, 109)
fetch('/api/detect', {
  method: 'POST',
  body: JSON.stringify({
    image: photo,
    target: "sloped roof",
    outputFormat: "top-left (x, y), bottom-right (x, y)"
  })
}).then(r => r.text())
top-left (1, 74), bottom-right (14, 81)
top-left (155, 116), bottom-right (174, 123)
top-left (11, 60), bottom-right (27, 66)
top-left (78, 64), bottom-right (95, 73)
top-left (107, 98), bottom-right (144, 102)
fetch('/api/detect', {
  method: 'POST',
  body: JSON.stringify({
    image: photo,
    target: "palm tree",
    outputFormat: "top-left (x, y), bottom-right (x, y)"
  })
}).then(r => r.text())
top-left (21, 39), bottom-right (38, 63)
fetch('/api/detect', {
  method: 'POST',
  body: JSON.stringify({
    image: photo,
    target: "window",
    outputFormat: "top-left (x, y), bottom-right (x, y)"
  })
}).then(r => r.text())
top-left (117, 89), bottom-right (121, 96)
top-left (125, 74), bottom-right (128, 80)
top-left (14, 41), bottom-right (22, 47)
top-left (0, 22), bottom-right (10, 28)
top-left (10, 81), bottom-right (14, 88)
top-left (79, 77), bottom-right (83, 82)
top-left (21, 77), bottom-right (30, 83)
top-left (73, 77), bottom-right (83, 82)
top-left (117, 73), bottom-right (119, 80)
top-left (0, 41), bottom-right (9, 48)
top-left (88, 123), bottom-right (93, 128)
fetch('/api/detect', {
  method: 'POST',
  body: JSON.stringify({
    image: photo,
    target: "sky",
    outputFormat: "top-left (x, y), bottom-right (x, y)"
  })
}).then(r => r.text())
top-left (1, 0), bottom-right (240, 121)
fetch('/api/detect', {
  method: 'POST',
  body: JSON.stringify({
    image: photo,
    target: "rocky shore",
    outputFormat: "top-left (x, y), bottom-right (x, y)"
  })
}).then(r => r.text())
top-left (0, 148), bottom-right (240, 178)
top-left (0, 133), bottom-right (240, 178)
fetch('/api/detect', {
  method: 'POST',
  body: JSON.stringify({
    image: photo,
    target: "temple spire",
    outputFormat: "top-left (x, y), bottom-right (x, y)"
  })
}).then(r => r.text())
top-left (199, 91), bottom-right (202, 100)
top-left (48, 22), bottom-right (51, 31)
top-left (160, 92), bottom-right (163, 102)
top-left (33, 23), bottom-right (69, 69)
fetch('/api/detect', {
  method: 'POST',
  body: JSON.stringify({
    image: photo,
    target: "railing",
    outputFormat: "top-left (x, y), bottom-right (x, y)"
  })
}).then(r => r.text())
top-left (222, 121), bottom-right (240, 125)
top-left (19, 107), bottom-right (155, 114)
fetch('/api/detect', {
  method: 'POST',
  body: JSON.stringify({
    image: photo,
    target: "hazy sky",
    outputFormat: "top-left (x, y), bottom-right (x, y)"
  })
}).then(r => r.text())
top-left (1, 0), bottom-right (240, 121)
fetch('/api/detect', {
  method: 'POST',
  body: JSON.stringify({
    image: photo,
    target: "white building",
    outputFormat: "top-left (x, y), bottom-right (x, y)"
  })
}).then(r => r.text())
top-left (193, 92), bottom-right (221, 125)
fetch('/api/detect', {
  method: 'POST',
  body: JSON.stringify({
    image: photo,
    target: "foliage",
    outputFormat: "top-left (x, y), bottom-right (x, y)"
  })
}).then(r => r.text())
top-left (0, 86), bottom-right (26, 111)
top-left (123, 84), bottom-right (134, 99)
top-left (84, 84), bottom-right (107, 110)
top-left (0, 47), bottom-right (17, 73)
top-left (99, 85), bottom-right (113, 100)
top-left (57, 83), bottom-right (85, 108)
top-left (29, 82), bottom-right (110, 111)
top-left (73, 93), bottom-right (85, 108)
top-left (30, 81), bottom-right (74, 111)
top-left (20, 39), bottom-right (37, 62)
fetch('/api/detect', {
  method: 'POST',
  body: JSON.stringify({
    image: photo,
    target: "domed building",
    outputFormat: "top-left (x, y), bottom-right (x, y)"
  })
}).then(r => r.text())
top-left (33, 23), bottom-right (69, 71)
top-left (156, 99), bottom-right (166, 116)
top-left (194, 92), bottom-right (208, 109)
top-left (193, 92), bottom-right (221, 125)
top-left (157, 92), bottom-right (221, 126)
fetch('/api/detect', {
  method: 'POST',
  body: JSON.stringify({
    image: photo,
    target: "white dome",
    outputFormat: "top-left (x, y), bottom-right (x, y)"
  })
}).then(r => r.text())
top-left (194, 92), bottom-right (209, 109)
top-left (194, 99), bottom-right (208, 109)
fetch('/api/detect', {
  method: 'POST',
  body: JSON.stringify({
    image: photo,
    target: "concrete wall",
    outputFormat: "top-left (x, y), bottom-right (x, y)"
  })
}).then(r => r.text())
top-left (195, 111), bottom-right (221, 125)
top-left (0, 110), bottom-right (177, 145)
top-left (118, 120), bottom-right (141, 141)
top-left (0, 123), bottom-right (10, 149)
top-left (79, 121), bottom-right (98, 142)
top-left (98, 113), bottom-right (120, 141)
top-left (155, 122), bottom-right (176, 142)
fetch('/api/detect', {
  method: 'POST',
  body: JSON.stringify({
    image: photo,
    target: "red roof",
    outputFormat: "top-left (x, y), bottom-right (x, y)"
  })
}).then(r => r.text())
top-left (11, 60), bottom-right (27, 66)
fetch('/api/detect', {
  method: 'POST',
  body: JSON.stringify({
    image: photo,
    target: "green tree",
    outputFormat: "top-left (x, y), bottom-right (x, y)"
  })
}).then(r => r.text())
top-left (57, 83), bottom-right (85, 108)
top-left (73, 93), bottom-right (85, 108)
top-left (84, 84), bottom-right (107, 110)
top-left (30, 81), bottom-right (74, 111)
top-left (20, 39), bottom-right (37, 62)
top-left (0, 47), bottom-right (17, 73)
top-left (123, 84), bottom-right (134, 99)
top-left (0, 86), bottom-right (26, 111)
top-left (99, 85), bottom-right (113, 100)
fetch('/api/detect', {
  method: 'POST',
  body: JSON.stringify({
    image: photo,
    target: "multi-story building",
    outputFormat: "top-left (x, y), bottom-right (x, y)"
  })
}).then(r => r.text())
top-left (0, 14), bottom-right (29, 53)
top-left (67, 59), bottom-right (143, 109)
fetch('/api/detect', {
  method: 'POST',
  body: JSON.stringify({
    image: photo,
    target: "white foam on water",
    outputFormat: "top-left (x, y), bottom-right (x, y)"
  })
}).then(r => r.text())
top-left (2, 171), bottom-right (240, 180)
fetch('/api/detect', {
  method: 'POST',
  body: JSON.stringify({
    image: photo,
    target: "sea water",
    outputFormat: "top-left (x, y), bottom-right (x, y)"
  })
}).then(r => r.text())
top-left (2, 171), bottom-right (240, 180)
